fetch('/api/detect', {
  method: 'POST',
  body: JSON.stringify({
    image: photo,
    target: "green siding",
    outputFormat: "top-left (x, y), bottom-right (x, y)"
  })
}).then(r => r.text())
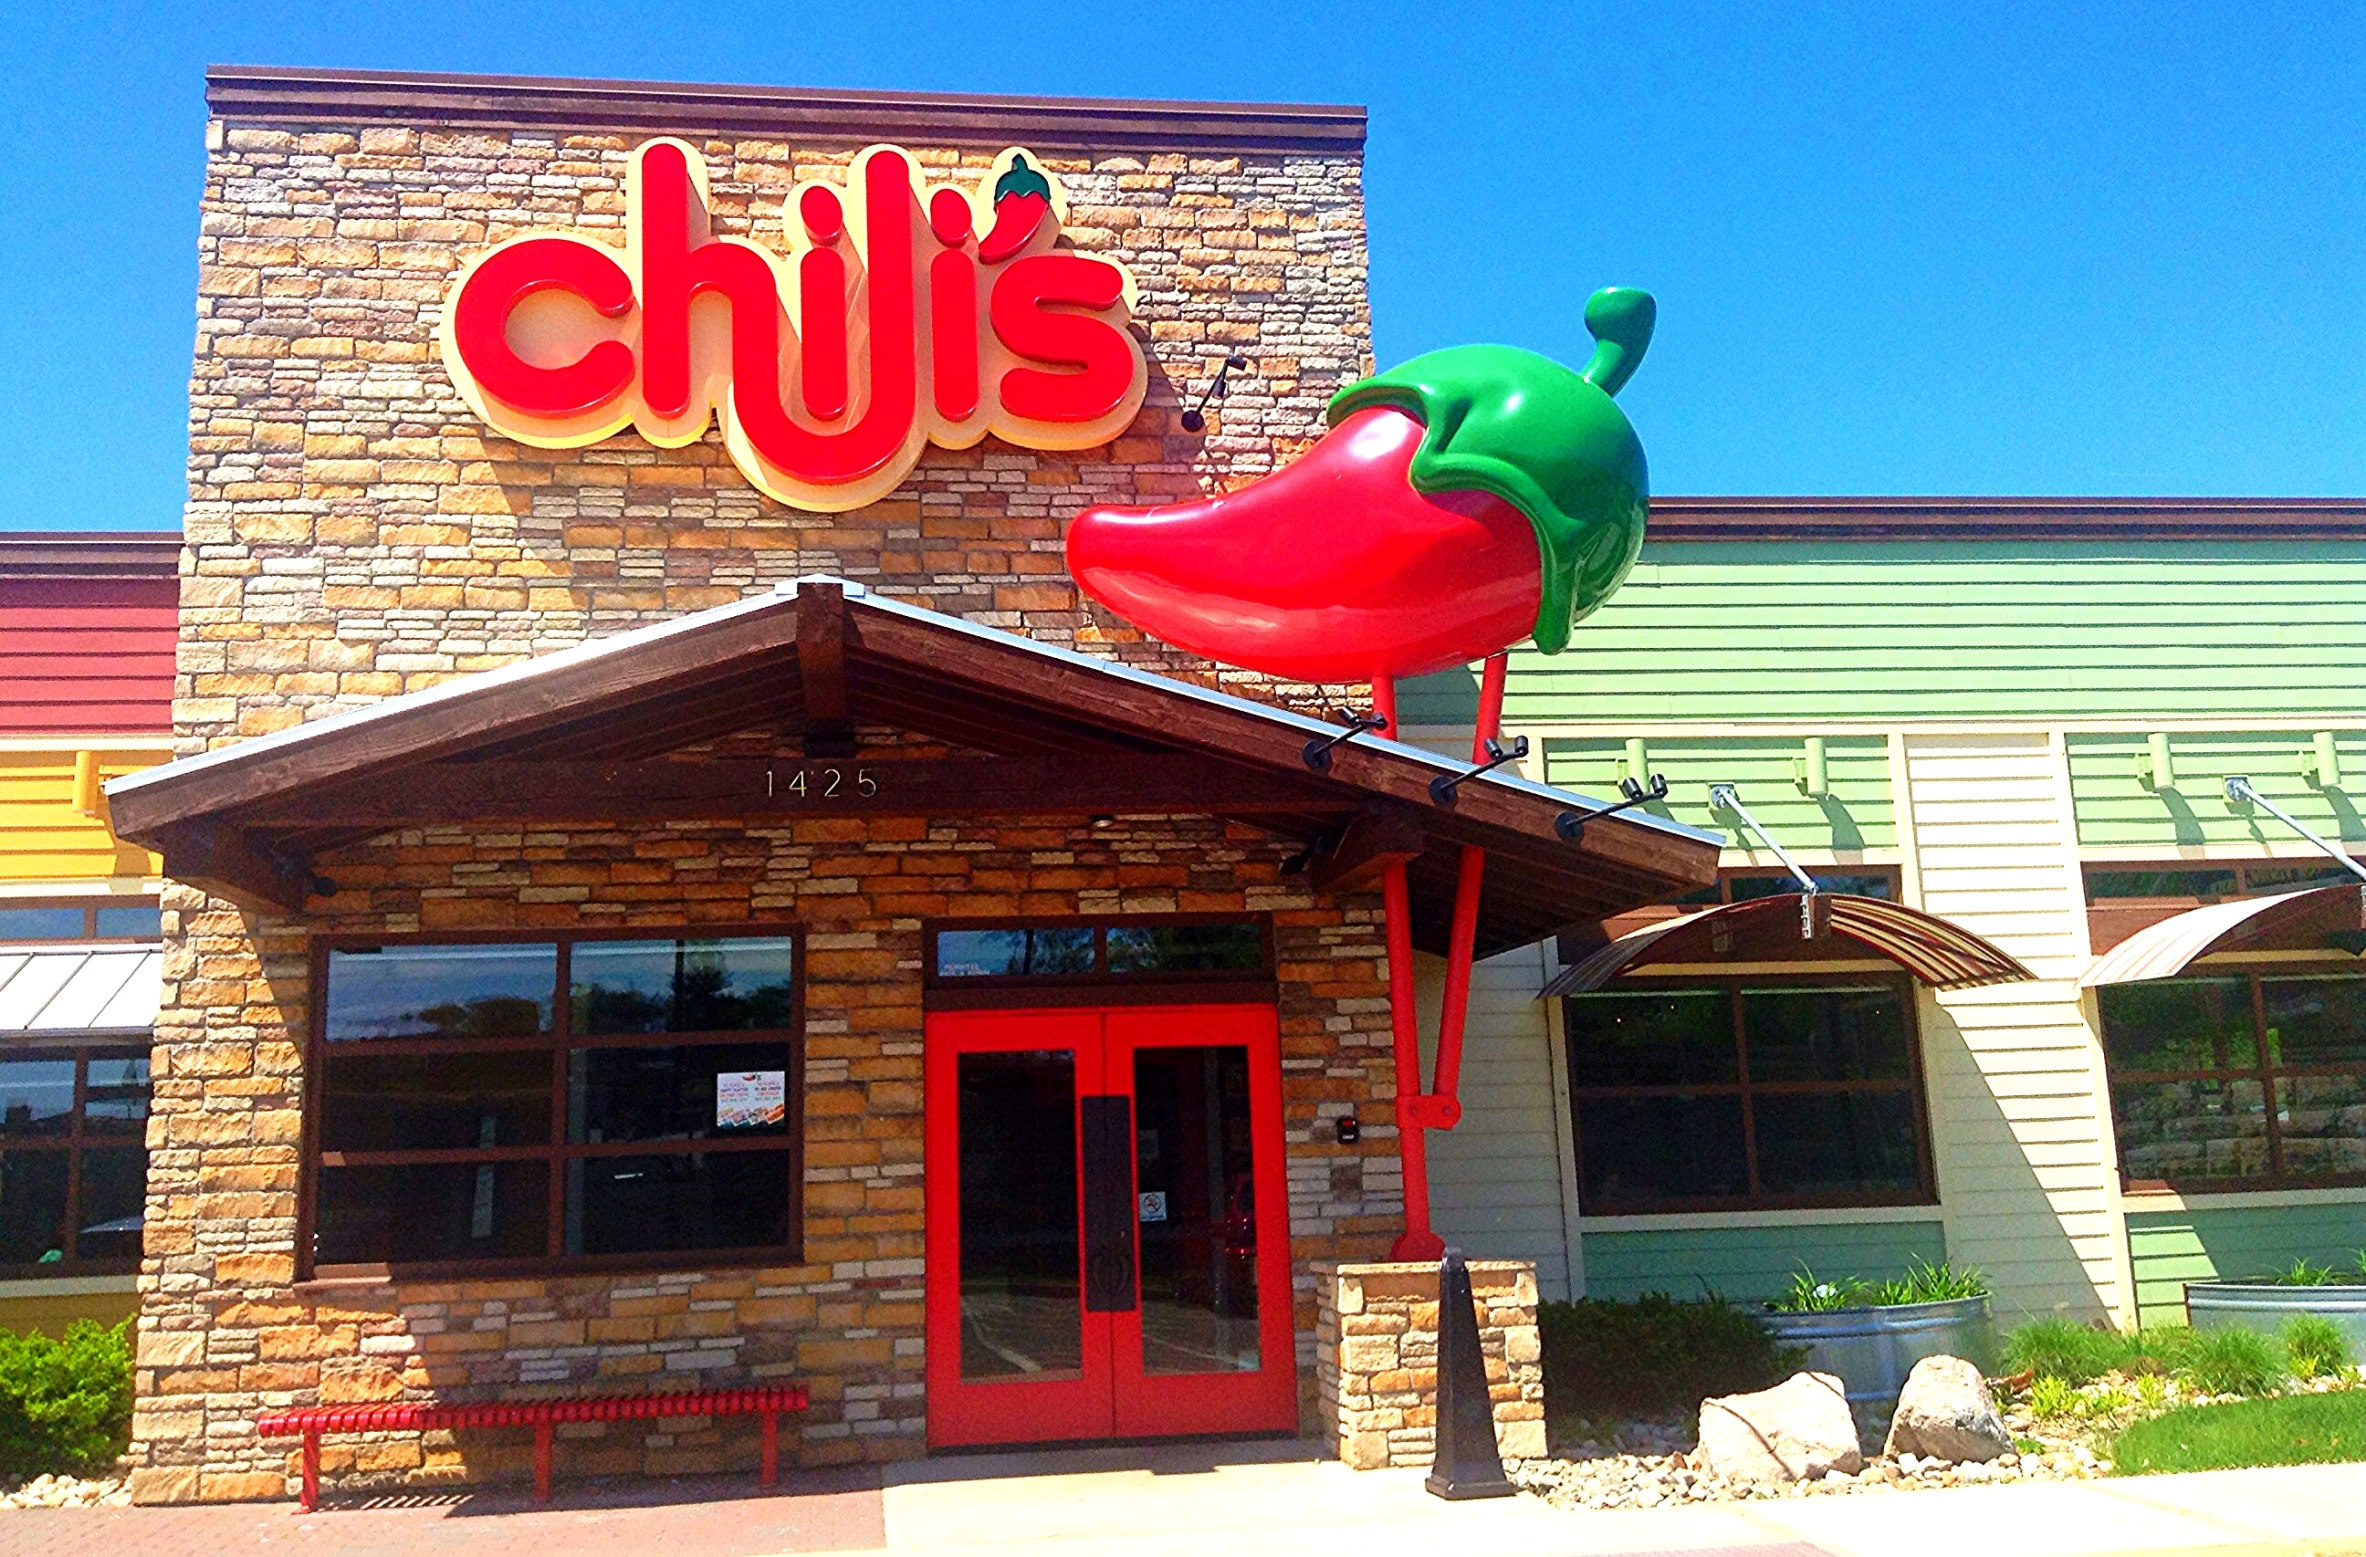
top-left (1581, 1220), bottom-right (1947, 1304)
top-left (1398, 541), bottom-right (2366, 728)
top-left (2069, 731), bottom-right (2366, 846)
top-left (2127, 1201), bottom-right (2366, 1326)
top-left (1544, 734), bottom-right (1893, 850)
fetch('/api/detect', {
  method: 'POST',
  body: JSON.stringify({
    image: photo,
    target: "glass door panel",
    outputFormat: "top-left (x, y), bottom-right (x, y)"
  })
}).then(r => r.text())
top-left (1106, 1006), bottom-right (1297, 1439)
top-left (924, 1011), bottom-right (1110, 1446)
top-left (1131, 1044), bottom-right (1259, 1376)
top-left (956, 1049), bottom-right (1083, 1381)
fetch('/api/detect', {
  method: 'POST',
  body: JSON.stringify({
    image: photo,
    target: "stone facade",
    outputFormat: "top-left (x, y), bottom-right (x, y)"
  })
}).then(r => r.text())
top-left (1314, 1259), bottom-right (1544, 1472)
top-left (134, 814), bottom-right (1403, 1503)
top-left (136, 87), bottom-right (1383, 1503)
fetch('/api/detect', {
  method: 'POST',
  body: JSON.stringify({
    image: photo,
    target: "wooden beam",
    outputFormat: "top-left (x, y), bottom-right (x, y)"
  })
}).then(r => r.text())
top-left (797, 580), bottom-right (854, 758)
top-left (234, 755), bottom-right (1358, 826)
top-left (150, 820), bottom-right (312, 913)
top-left (1310, 807), bottom-right (1426, 894)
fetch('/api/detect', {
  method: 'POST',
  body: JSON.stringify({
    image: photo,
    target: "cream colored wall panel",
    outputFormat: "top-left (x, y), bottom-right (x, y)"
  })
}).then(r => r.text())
top-left (1905, 732), bottom-right (2124, 1323)
top-left (1414, 945), bottom-right (1575, 1299)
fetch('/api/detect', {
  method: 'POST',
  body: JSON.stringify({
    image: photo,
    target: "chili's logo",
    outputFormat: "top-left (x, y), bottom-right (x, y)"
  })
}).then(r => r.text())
top-left (438, 139), bottom-right (1148, 511)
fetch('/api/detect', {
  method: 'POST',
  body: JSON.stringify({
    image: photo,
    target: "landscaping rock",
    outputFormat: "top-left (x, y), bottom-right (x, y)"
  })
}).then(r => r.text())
top-left (1696, 1371), bottom-right (1864, 1484)
top-left (1884, 1354), bottom-right (2013, 1463)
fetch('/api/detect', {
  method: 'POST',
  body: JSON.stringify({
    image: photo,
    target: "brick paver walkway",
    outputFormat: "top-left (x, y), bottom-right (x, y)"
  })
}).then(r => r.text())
top-left (0, 1470), bottom-right (884, 1557)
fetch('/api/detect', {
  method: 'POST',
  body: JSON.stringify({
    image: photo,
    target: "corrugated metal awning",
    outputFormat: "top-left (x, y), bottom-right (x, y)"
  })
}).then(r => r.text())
top-left (1542, 893), bottom-right (2035, 996)
top-left (0, 945), bottom-right (162, 1035)
top-left (2079, 884), bottom-right (2365, 988)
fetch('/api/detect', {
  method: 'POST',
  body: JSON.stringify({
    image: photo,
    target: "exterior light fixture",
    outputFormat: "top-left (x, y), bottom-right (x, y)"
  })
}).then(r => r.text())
top-left (1179, 354), bottom-right (1248, 432)
top-left (2302, 731), bottom-right (2344, 790)
top-left (1555, 772), bottom-right (1667, 841)
top-left (1302, 707), bottom-right (1389, 771)
top-left (2137, 731), bottom-right (2176, 791)
top-left (1430, 735), bottom-right (1530, 805)
top-left (1794, 736), bottom-right (1829, 797)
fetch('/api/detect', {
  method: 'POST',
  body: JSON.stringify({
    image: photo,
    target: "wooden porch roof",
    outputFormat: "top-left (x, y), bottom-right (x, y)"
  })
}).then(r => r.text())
top-left (107, 578), bottom-right (1722, 955)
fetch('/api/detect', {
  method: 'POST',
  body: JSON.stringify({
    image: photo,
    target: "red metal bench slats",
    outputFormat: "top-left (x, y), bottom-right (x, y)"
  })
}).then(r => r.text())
top-left (258, 1385), bottom-right (809, 1510)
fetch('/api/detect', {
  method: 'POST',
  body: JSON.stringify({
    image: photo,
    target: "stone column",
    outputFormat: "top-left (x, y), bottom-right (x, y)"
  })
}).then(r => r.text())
top-left (1313, 1259), bottom-right (1542, 1471)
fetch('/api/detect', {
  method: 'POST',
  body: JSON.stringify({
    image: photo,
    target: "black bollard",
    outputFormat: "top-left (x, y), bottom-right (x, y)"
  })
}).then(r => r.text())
top-left (1424, 1246), bottom-right (1513, 1499)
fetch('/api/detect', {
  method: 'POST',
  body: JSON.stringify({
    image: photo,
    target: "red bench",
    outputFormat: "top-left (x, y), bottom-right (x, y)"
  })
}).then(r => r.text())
top-left (256, 1385), bottom-right (809, 1510)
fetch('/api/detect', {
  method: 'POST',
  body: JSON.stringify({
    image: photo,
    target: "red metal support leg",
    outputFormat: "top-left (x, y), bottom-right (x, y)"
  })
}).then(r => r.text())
top-left (533, 1421), bottom-right (552, 1502)
top-left (300, 1429), bottom-right (319, 1512)
top-left (761, 1410), bottom-right (779, 1485)
top-left (1428, 652), bottom-right (1510, 1111)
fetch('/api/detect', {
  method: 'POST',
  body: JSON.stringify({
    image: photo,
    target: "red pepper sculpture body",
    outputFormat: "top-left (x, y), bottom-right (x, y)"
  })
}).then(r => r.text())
top-left (1068, 287), bottom-right (1658, 683)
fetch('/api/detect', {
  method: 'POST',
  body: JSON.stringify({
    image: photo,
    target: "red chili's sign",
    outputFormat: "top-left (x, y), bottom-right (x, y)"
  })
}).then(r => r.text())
top-left (439, 139), bottom-right (1148, 511)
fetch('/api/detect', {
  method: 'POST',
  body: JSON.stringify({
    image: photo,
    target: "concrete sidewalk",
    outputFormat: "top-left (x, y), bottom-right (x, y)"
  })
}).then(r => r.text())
top-left (2, 1442), bottom-right (2362, 1557)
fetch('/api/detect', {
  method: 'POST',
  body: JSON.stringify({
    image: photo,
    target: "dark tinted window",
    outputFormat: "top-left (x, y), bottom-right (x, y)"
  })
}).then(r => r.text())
top-left (1565, 991), bottom-right (1734, 1087)
top-left (1743, 985), bottom-right (1911, 1081)
top-left (2098, 978), bottom-right (2256, 1071)
top-left (2085, 869), bottom-right (2241, 901)
top-left (92, 905), bottom-right (163, 939)
top-left (935, 927), bottom-right (1094, 978)
top-left (570, 937), bottom-right (797, 1034)
top-left (325, 943), bottom-right (556, 1041)
top-left (1105, 923), bottom-right (1262, 973)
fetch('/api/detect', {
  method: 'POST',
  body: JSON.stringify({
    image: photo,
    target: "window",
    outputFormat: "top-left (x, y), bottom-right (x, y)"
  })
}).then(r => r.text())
top-left (924, 917), bottom-right (1271, 1005)
top-left (2099, 970), bottom-right (2366, 1189)
top-left (0, 901), bottom-right (163, 942)
top-left (1563, 979), bottom-right (1933, 1212)
top-left (307, 931), bottom-right (801, 1277)
top-left (0, 1046), bottom-right (151, 1273)
top-left (1668, 868), bottom-right (1900, 908)
top-left (2083, 861), bottom-right (2362, 902)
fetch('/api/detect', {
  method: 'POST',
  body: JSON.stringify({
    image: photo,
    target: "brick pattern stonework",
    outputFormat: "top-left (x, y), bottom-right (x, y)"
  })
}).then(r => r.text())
top-left (134, 816), bottom-right (1403, 1503)
top-left (182, 123), bottom-right (1371, 747)
top-left (144, 101), bottom-right (1381, 1504)
top-left (1314, 1260), bottom-right (1545, 1472)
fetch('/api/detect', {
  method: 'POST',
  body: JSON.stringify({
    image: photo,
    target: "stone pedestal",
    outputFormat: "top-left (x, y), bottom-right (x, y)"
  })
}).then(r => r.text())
top-left (1313, 1259), bottom-right (1543, 1472)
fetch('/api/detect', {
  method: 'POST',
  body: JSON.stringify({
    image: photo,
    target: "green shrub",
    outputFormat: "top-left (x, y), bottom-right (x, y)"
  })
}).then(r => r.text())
top-left (2180, 1327), bottom-right (2283, 1398)
top-left (2280, 1315), bottom-right (2354, 1381)
top-left (0, 1319), bottom-right (133, 1479)
top-left (2003, 1319), bottom-right (2130, 1385)
top-left (1539, 1294), bottom-right (1804, 1419)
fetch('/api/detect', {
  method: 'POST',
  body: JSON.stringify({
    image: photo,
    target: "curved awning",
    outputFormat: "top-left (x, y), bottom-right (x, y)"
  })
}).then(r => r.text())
top-left (1541, 893), bottom-right (2036, 996)
top-left (2080, 883), bottom-right (2366, 987)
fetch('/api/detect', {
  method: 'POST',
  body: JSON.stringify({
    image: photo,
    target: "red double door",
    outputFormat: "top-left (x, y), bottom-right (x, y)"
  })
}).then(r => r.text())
top-left (923, 1004), bottom-right (1296, 1446)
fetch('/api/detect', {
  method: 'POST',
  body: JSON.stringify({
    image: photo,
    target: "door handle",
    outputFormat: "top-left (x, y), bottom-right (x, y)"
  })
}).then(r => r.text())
top-left (1079, 1093), bottom-right (1137, 1313)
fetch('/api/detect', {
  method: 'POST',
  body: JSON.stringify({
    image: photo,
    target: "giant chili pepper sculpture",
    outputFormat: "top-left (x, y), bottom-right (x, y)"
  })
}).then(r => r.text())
top-left (1067, 286), bottom-right (1657, 683)
top-left (1069, 287), bottom-right (1660, 1261)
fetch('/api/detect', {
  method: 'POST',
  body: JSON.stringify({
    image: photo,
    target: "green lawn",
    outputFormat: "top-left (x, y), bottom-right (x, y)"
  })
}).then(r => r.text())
top-left (2113, 1390), bottom-right (2366, 1475)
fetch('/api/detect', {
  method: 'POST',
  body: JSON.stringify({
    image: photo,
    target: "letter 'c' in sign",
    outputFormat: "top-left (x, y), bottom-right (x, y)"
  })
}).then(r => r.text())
top-left (438, 140), bottom-right (1150, 513)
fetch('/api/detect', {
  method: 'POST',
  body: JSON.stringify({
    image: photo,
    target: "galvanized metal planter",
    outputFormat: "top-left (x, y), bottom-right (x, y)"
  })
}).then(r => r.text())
top-left (2187, 1281), bottom-right (2366, 1352)
top-left (1758, 1294), bottom-right (1995, 1411)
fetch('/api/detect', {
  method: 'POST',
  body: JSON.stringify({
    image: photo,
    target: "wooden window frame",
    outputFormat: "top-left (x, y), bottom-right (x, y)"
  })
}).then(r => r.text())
top-left (0, 898), bottom-right (163, 944)
top-left (921, 913), bottom-right (1276, 1010)
top-left (2100, 961), bottom-right (2366, 1194)
top-left (299, 925), bottom-right (806, 1284)
top-left (1562, 972), bottom-right (1939, 1215)
top-left (0, 1040), bottom-right (150, 1277)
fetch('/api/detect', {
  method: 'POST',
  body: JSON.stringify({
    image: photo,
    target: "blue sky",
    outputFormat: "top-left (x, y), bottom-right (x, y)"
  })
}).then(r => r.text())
top-left (6, 1), bottom-right (2365, 530)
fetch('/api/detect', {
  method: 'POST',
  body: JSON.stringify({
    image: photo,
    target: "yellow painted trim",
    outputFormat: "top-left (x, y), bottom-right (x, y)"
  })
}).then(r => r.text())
top-left (0, 878), bottom-right (160, 900)
top-left (0, 738), bottom-right (174, 756)
top-left (1578, 1205), bottom-right (1944, 1233)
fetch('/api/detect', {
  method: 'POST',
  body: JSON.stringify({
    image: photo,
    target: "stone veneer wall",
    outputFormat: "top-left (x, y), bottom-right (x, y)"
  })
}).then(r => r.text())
top-left (142, 93), bottom-right (1378, 1502)
top-left (134, 815), bottom-right (1402, 1502)
top-left (1314, 1259), bottom-right (1544, 1472)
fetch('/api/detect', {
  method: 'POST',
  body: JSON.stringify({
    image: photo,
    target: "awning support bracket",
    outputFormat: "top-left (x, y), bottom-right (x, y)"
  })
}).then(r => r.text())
top-left (1710, 782), bottom-right (1824, 939)
top-left (2224, 776), bottom-right (2366, 884)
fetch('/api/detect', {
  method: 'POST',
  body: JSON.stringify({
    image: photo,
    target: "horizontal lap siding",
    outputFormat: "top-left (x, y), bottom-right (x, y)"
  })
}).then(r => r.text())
top-left (2070, 731), bottom-right (2366, 847)
top-left (2126, 1198), bottom-right (2366, 1325)
top-left (1579, 1222), bottom-right (1946, 1304)
top-left (0, 751), bottom-right (168, 884)
top-left (1481, 543), bottom-right (2366, 727)
top-left (1907, 734), bottom-right (2122, 1321)
top-left (1417, 945), bottom-right (1575, 1298)
top-left (1543, 735), bottom-right (1894, 851)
